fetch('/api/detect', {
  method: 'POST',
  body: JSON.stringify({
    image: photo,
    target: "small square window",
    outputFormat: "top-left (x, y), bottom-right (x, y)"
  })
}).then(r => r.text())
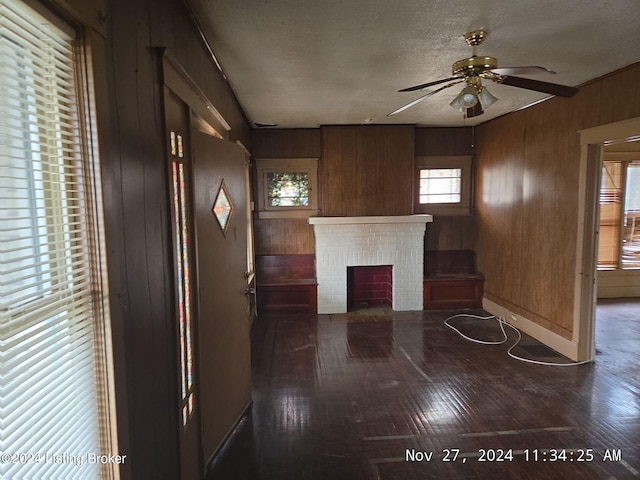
top-left (256, 158), bottom-right (319, 219)
top-left (414, 156), bottom-right (472, 216)
top-left (419, 168), bottom-right (462, 204)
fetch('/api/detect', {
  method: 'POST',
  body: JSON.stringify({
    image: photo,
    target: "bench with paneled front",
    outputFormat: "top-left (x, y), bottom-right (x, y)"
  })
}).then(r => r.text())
top-left (423, 250), bottom-right (484, 309)
top-left (255, 254), bottom-right (317, 313)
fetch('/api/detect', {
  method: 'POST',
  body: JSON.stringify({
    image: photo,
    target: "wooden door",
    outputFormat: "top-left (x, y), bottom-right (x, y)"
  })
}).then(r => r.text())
top-left (192, 131), bottom-right (253, 464)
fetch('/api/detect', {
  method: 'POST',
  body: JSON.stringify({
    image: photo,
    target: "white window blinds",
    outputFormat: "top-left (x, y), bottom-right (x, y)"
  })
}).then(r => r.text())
top-left (1, 0), bottom-right (113, 478)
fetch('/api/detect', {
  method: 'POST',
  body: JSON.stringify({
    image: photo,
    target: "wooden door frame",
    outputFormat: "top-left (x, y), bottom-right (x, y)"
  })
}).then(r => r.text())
top-left (236, 140), bottom-right (258, 322)
top-left (161, 49), bottom-right (235, 480)
top-left (575, 116), bottom-right (640, 361)
top-left (163, 86), bottom-right (203, 480)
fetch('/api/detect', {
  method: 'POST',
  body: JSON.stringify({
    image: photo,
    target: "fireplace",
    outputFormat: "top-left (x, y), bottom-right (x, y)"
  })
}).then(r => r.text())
top-left (347, 265), bottom-right (393, 309)
top-left (308, 215), bottom-right (433, 314)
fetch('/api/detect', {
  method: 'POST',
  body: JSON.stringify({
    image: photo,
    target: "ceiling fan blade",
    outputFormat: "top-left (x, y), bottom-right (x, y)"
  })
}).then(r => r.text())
top-left (498, 75), bottom-right (578, 97)
top-left (465, 103), bottom-right (484, 118)
top-left (388, 81), bottom-right (464, 116)
top-left (398, 76), bottom-right (464, 92)
top-left (387, 94), bottom-right (432, 116)
top-left (491, 66), bottom-right (556, 75)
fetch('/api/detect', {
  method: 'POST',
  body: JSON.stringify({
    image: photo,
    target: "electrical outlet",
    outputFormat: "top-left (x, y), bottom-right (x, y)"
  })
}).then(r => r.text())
top-left (509, 313), bottom-right (518, 322)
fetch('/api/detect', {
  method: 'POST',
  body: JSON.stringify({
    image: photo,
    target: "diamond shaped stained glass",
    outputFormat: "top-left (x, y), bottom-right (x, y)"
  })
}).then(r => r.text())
top-left (212, 180), bottom-right (233, 235)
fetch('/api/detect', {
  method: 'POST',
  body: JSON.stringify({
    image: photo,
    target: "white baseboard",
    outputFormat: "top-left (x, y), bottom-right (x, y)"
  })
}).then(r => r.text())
top-left (597, 270), bottom-right (640, 298)
top-left (482, 297), bottom-right (579, 361)
top-left (598, 285), bottom-right (640, 298)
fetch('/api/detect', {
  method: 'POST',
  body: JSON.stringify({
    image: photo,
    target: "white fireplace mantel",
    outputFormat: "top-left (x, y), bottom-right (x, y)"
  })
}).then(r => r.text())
top-left (309, 215), bottom-right (433, 314)
top-left (309, 215), bottom-right (433, 225)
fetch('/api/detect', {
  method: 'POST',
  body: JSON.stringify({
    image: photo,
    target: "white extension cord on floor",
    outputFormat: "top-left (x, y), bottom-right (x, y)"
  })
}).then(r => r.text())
top-left (444, 313), bottom-right (593, 366)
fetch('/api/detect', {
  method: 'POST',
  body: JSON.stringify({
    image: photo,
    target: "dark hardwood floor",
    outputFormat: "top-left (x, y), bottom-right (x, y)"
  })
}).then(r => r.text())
top-left (596, 298), bottom-right (640, 391)
top-left (205, 302), bottom-right (640, 479)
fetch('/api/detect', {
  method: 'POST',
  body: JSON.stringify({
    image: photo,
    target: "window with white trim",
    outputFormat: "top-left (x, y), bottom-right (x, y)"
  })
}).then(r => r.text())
top-left (415, 156), bottom-right (473, 216)
top-left (1, 1), bottom-right (116, 478)
top-left (256, 158), bottom-right (319, 218)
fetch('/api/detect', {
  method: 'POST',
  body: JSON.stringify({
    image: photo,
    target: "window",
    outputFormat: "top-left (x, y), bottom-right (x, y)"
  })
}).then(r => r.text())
top-left (415, 156), bottom-right (472, 215)
top-left (419, 168), bottom-right (462, 204)
top-left (256, 158), bottom-right (319, 218)
top-left (168, 131), bottom-right (196, 426)
top-left (598, 159), bottom-right (640, 270)
top-left (1, 0), bottom-right (116, 478)
top-left (267, 172), bottom-right (310, 206)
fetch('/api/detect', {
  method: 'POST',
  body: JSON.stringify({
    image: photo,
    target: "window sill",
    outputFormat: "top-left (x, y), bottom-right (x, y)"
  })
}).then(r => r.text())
top-left (258, 209), bottom-right (319, 220)
top-left (414, 205), bottom-right (473, 216)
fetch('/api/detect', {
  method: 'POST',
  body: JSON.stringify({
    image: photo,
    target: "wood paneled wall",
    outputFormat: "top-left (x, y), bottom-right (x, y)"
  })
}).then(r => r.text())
top-left (321, 125), bottom-right (414, 216)
top-left (91, 0), bottom-right (251, 478)
top-left (254, 218), bottom-right (316, 254)
top-left (415, 127), bottom-right (474, 157)
top-left (252, 125), bottom-right (415, 254)
top-left (252, 125), bottom-right (477, 254)
top-left (252, 128), bottom-right (322, 158)
top-left (251, 129), bottom-right (321, 254)
top-left (416, 127), bottom-right (476, 251)
top-left (475, 63), bottom-right (640, 339)
top-left (424, 216), bottom-right (475, 251)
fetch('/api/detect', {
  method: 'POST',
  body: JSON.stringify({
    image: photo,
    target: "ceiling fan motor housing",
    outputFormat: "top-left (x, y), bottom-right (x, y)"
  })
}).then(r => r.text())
top-left (452, 56), bottom-right (498, 76)
top-left (463, 29), bottom-right (489, 47)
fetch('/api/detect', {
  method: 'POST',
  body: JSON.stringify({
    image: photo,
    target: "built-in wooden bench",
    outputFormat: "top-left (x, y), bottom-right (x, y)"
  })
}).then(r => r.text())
top-left (423, 250), bottom-right (484, 309)
top-left (256, 254), bottom-right (317, 313)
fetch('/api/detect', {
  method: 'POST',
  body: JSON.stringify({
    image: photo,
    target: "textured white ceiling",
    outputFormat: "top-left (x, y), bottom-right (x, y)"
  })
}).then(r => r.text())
top-left (187, 0), bottom-right (640, 127)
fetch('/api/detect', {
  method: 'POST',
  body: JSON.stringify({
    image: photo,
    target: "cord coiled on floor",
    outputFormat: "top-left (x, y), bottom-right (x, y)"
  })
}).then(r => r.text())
top-left (444, 313), bottom-right (592, 366)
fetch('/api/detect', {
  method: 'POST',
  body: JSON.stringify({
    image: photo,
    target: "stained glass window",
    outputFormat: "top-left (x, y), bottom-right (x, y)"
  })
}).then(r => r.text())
top-left (255, 158), bottom-right (319, 219)
top-left (213, 180), bottom-right (234, 234)
top-left (266, 172), bottom-right (310, 206)
top-left (177, 134), bottom-right (184, 158)
top-left (170, 130), bottom-right (194, 426)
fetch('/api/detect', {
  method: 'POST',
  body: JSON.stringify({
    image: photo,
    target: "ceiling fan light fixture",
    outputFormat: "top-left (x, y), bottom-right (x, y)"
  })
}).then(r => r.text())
top-left (450, 85), bottom-right (479, 111)
top-left (397, 29), bottom-right (576, 120)
top-left (477, 86), bottom-right (498, 109)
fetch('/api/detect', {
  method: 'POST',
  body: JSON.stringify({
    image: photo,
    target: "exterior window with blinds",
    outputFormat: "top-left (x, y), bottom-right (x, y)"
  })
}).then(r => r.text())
top-left (598, 159), bottom-right (640, 270)
top-left (0, 1), bottom-right (116, 478)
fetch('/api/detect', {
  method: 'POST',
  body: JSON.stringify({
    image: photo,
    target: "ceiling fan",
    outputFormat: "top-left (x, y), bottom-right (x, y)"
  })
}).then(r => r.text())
top-left (388, 29), bottom-right (579, 118)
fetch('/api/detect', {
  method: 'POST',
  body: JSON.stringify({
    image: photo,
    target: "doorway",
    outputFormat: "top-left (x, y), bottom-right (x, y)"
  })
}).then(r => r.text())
top-left (594, 140), bottom-right (640, 378)
top-left (576, 117), bottom-right (640, 361)
top-left (596, 141), bottom-right (640, 294)
top-left (163, 66), bottom-right (253, 478)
